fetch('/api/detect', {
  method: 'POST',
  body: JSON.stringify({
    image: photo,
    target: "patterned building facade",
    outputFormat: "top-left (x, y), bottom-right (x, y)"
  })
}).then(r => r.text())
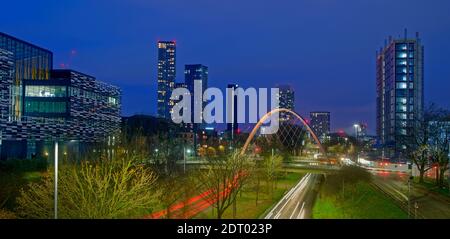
top-left (0, 32), bottom-right (121, 160)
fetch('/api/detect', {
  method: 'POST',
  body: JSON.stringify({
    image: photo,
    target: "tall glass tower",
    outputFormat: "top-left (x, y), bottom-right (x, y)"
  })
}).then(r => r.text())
top-left (376, 31), bottom-right (424, 157)
top-left (157, 41), bottom-right (176, 119)
top-left (310, 111), bottom-right (330, 141)
top-left (277, 85), bottom-right (295, 122)
top-left (184, 64), bottom-right (208, 121)
top-left (184, 64), bottom-right (208, 156)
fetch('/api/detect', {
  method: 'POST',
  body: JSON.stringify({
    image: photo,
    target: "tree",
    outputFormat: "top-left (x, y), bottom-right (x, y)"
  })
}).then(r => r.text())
top-left (196, 152), bottom-right (254, 219)
top-left (148, 134), bottom-right (185, 175)
top-left (263, 154), bottom-right (283, 199)
top-left (250, 159), bottom-right (265, 206)
top-left (16, 155), bottom-right (158, 219)
top-left (428, 117), bottom-right (450, 187)
top-left (411, 145), bottom-right (432, 183)
top-left (157, 174), bottom-right (184, 219)
top-left (407, 104), bottom-right (449, 185)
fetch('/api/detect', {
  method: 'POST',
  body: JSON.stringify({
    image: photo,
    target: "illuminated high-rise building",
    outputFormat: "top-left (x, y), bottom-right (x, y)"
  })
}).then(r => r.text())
top-left (310, 111), bottom-right (330, 141)
top-left (157, 41), bottom-right (176, 119)
top-left (184, 64), bottom-right (208, 123)
top-left (227, 83), bottom-right (239, 141)
top-left (184, 64), bottom-right (208, 154)
top-left (277, 85), bottom-right (295, 122)
top-left (376, 31), bottom-right (424, 156)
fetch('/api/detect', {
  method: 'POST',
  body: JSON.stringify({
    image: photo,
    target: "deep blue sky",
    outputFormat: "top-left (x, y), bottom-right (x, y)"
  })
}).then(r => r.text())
top-left (1, 0), bottom-right (450, 134)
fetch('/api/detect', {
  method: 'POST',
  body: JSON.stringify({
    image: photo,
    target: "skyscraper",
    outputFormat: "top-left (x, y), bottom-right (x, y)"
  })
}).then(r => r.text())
top-left (277, 85), bottom-right (295, 122)
top-left (376, 31), bottom-right (424, 156)
top-left (184, 64), bottom-right (208, 123)
top-left (172, 82), bottom-right (189, 125)
top-left (184, 64), bottom-right (208, 154)
top-left (157, 41), bottom-right (176, 119)
top-left (310, 112), bottom-right (330, 141)
top-left (227, 84), bottom-right (239, 141)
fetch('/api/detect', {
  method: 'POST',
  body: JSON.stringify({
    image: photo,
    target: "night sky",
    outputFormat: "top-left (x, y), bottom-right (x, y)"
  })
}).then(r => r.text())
top-left (2, 0), bottom-right (450, 134)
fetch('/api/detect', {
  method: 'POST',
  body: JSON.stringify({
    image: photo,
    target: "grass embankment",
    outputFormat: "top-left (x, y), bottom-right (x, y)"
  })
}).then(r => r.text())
top-left (195, 171), bottom-right (305, 219)
top-left (414, 178), bottom-right (450, 198)
top-left (313, 166), bottom-right (407, 219)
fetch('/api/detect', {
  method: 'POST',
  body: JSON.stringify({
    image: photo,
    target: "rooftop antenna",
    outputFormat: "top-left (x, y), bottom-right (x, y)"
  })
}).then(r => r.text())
top-left (404, 28), bottom-right (408, 39)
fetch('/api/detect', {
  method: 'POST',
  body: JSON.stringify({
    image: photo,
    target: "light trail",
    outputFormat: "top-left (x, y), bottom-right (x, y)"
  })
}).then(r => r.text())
top-left (145, 170), bottom-right (245, 219)
top-left (265, 173), bottom-right (314, 219)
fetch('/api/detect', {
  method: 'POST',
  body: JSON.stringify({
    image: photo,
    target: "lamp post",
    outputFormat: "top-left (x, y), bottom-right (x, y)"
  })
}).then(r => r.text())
top-left (353, 124), bottom-right (360, 165)
top-left (183, 147), bottom-right (191, 173)
top-left (54, 141), bottom-right (58, 219)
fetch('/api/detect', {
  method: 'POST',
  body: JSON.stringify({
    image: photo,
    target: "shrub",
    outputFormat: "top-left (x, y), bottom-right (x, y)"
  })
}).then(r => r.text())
top-left (16, 157), bottom-right (158, 219)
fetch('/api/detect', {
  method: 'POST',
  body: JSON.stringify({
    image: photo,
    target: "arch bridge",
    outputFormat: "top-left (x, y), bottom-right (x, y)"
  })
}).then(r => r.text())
top-left (240, 108), bottom-right (326, 156)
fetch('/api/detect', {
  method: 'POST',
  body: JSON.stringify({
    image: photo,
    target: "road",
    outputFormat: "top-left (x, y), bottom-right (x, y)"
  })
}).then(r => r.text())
top-left (372, 171), bottom-right (450, 219)
top-left (265, 173), bottom-right (322, 219)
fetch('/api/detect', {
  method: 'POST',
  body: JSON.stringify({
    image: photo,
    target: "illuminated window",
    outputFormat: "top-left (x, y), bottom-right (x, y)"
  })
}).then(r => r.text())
top-left (108, 97), bottom-right (119, 106)
top-left (396, 52), bottom-right (407, 58)
top-left (396, 82), bottom-right (407, 89)
top-left (25, 85), bottom-right (67, 97)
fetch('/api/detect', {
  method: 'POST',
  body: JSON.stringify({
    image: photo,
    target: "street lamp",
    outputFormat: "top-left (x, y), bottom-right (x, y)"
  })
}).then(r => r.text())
top-left (353, 124), bottom-right (360, 165)
top-left (54, 141), bottom-right (58, 219)
top-left (184, 148), bottom-right (191, 173)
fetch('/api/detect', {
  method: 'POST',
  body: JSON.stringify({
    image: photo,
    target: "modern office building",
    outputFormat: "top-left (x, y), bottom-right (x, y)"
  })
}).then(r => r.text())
top-left (184, 64), bottom-right (208, 124)
top-left (376, 31), bottom-right (424, 156)
top-left (184, 64), bottom-right (208, 154)
top-left (277, 85), bottom-right (295, 122)
top-left (310, 111), bottom-right (330, 141)
top-left (0, 32), bottom-right (53, 120)
top-left (226, 84), bottom-right (239, 141)
top-left (184, 65), bottom-right (208, 98)
top-left (0, 32), bottom-right (121, 160)
top-left (157, 41), bottom-right (176, 119)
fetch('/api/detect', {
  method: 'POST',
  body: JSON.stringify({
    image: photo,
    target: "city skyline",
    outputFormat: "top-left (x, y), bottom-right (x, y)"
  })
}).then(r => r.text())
top-left (2, 0), bottom-right (450, 134)
top-left (0, 1), bottom-right (449, 223)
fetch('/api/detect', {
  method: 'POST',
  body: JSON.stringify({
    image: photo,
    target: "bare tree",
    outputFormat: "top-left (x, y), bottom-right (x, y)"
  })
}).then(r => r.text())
top-left (408, 116), bottom-right (432, 183)
top-left (411, 145), bottom-right (432, 183)
top-left (263, 154), bottom-right (283, 199)
top-left (197, 152), bottom-right (254, 219)
top-left (157, 174), bottom-right (184, 219)
top-left (427, 108), bottom-right (450, 186)
top-left (407, 104), bottom-right (450, 184)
